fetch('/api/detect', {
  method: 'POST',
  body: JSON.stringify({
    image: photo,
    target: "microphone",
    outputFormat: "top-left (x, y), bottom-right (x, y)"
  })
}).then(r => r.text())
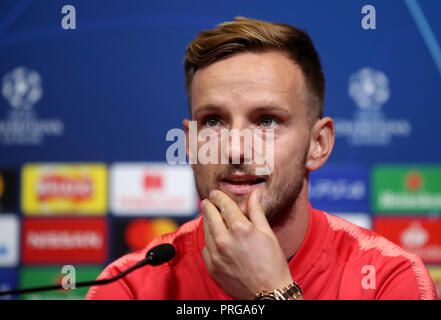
top-left (0, 243), bottom-right (176, 297)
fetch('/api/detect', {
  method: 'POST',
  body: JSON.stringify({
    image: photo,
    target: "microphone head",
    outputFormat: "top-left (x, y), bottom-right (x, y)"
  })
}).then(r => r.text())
top-left (145, 243), bottom-right (176, 266)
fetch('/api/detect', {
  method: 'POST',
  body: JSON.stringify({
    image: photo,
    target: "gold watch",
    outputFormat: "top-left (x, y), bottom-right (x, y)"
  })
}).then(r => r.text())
top-left (254, 282), bottom-right (303, 300)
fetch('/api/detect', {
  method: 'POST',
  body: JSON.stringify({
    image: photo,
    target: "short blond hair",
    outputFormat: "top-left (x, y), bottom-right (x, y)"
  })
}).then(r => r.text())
top-left (184, 16), bottom-right (325, 122)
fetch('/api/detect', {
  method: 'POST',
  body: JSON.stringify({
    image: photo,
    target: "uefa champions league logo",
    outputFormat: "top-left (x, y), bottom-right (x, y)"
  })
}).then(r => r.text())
top-left (348, 67), bottom-right (390, 111)
top-left (1, 67), bottom-right (43, 109)
top-left (0, 66), bottom-right (64, 145)
top-left (333, 67), bottom-right (411, 146)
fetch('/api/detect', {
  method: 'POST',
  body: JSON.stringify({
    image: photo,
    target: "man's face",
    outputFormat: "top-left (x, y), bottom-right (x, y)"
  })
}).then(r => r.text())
top-left (186, 50), bottom-right (312, 227)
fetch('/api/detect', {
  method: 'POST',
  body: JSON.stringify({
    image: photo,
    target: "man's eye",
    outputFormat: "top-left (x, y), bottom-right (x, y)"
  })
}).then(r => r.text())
top-left (204, 117), bottom-right (221, 127)
top-left (260, 117), bottom-right (278, 127)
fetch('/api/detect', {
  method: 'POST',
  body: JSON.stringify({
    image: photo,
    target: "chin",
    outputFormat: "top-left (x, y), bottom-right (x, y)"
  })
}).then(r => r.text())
top-left (227, 194), bottom-right (248, 214)
top-left (237, 199), bottom-right (248, 215)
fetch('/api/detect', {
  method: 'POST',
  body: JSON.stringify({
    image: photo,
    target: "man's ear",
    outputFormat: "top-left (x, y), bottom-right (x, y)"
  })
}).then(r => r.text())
top-left (305, 117), bottom-right (335, 171)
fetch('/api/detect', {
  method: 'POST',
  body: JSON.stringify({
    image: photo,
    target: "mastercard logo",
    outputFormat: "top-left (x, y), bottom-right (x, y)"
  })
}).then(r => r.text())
top-left (124, 218), bottom-right (179, 251)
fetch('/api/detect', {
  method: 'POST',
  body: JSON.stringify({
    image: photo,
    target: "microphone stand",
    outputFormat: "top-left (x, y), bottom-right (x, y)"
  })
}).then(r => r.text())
top-left (0, 243), bottom-right (175, 297)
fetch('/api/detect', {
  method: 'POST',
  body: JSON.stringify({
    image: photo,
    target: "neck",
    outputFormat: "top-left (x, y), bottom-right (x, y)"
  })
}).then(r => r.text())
top-left (272, 181), bottom-right (310, 261)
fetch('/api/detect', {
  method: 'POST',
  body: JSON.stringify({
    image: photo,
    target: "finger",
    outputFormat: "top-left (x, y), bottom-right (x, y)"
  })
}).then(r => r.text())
top-left (201, 246), bottom-right (213, 272)
top-left (203, 215), bottom-right (218, 254)
top-left (202, 198), bottom-right (228, 238)
top-left (247, 189), bottom-right (273, 234)
top-left (209, 190), bottom-right (250, 228)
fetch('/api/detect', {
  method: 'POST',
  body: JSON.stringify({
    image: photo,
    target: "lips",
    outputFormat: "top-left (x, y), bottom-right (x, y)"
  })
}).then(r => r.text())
top-left (219, 174), bottom-right (266, 195)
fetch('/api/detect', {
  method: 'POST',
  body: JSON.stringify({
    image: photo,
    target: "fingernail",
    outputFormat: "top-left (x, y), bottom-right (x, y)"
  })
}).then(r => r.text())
top-left (209, 190), bottom-right (217, 199)
top-left (201, 199), bottom-right (206, 209)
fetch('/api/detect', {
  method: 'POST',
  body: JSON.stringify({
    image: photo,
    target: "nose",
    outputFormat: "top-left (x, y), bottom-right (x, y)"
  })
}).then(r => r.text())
top-left (221, 121), bottom-right (253, 165)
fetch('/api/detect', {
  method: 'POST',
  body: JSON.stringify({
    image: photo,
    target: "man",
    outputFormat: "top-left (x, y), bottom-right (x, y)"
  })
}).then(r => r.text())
top-left (86, 17), bottom-right (436, 300)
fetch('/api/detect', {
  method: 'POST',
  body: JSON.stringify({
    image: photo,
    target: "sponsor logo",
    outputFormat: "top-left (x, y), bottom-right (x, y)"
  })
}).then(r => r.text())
top-left (143, 174), bottom-right (163, 190)
top-left (0, 66), bottom-right (65, 146)
top-left (400, 221), bottom-right (428, 248)
top-left (37, 174), bottom-right (93, 202)
top-left (308, 165), bottom-right (369, 212)
top-left (110, 163), bottom-right (196, 216)
top-left (334, 67), bottom-right (411, 146)
top-left (405, 172), bottom-right (423, 192)
top-left (0, 170), bottom-right (17, 212)
top-left (112, 218), bottom-right (183, 259)
top-left (374, 218), bottom-right (441, 264)
top-left (26, 230), bottom-right (102, 250)
top-left (21, 163), bottom-right (107, 215)
top-left (372, 166), bottom-right (441, 213)
top-left (0, 215), bottom-right (19, 267)
top-left (21, 218), bottom-right (107, 264)
top-left (19, 266), bottom-right (102, 300)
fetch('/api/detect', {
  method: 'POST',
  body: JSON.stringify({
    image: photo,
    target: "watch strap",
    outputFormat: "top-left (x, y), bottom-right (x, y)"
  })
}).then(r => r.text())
top-left (255, 282), bottom-right (303, 300)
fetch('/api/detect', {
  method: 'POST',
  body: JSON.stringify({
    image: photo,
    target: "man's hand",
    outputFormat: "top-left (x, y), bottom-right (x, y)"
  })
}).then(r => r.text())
top-left (201, 189), bottom-right (293, 299)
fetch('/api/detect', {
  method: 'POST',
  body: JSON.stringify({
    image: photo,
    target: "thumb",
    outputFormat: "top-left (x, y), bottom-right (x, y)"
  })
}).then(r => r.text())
top-left (247, 189), bottom-right (273, 234)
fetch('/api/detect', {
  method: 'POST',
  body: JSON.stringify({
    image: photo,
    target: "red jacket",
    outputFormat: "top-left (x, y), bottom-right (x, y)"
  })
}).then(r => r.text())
top-left (86, 205), bottom-right (436, 300)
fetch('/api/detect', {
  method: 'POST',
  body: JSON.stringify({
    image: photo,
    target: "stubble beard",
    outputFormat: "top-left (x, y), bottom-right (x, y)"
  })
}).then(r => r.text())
top-left (193, 146), bottom-right (309, 230)
top-left (263, 152), bottom-right (307, 230)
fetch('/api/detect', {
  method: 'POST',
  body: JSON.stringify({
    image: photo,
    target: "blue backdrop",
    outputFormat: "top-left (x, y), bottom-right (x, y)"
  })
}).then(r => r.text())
top-left (1, 0), bottom-right (440, 164)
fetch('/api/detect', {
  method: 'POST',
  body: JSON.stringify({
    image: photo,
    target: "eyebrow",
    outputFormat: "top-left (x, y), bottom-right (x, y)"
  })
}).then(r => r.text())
top-left (193, 104), bottom-right (291, 119)
top-left (192, 104), bottom-right (225, 119)
top-left (251, 106), bottom-right (291, 116)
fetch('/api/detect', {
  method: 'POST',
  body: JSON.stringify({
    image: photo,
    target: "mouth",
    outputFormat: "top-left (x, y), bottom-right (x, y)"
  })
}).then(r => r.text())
top-left (219, 174), bottom-right (266, 196)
